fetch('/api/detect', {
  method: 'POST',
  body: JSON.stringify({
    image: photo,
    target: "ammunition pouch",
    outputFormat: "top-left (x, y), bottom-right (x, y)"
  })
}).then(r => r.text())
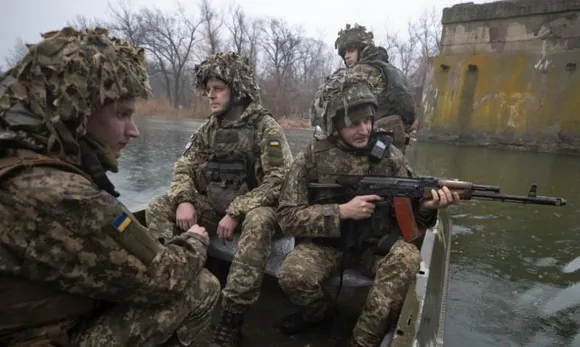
top-left (0, 275), bottom-right (97, 343)
top-left (200, 151), bottom-right (253, 214)
top-left (341, 200), bottom-right (398, 258)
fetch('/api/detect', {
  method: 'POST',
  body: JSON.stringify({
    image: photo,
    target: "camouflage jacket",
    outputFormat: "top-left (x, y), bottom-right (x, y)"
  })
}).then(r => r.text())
top-left (276, 138), bottom-right (437, 238)
top-left (0, 160), bottom-right (210, 305)
top-left (167, 102), bottom-right (293, 219)
top-left (352, 62), bottom-right (388, 111)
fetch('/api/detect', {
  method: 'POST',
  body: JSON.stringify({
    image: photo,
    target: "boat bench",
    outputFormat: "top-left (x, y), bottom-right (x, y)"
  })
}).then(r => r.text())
top-left (209, 233), bottom-right (394, 347)
top-left (130, 204), bottom-right (373, 287)
top-left (208, 232), bottom-right (374, 288)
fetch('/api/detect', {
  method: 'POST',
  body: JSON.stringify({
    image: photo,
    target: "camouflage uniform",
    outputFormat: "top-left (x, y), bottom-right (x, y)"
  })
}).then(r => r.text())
top-left (145, 52), bottom-right (293, 347)
top-left (334, 24), bottom-right (416, 153)
top-left (0, 27), bottom-right (220, 347)
top-left (277, 71), bottom-right (438, 347)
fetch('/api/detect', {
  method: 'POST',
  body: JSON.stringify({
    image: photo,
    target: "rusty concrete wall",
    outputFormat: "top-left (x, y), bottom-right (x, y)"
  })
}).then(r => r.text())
top-left (421, 0), bottom-right (580, 154)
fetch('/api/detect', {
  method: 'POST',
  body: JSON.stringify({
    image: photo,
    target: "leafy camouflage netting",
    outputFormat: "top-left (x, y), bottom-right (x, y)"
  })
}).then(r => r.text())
top-left (193, 52), bottom-right (261, 102)
top-left (310, 69), bottom-right (377, 136)
top-left (334, 23), bottom-right (375, 57)
top-left (0, 26), bottom-right (151, 160)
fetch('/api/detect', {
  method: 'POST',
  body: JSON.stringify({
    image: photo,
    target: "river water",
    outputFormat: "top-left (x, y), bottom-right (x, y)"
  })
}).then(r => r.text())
top-left (110, 116), bottom-right (580, 347)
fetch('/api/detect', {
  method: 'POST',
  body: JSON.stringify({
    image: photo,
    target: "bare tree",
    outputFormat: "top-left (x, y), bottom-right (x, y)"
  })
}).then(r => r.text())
top-left (296, 38), bottom-right (331, 83)
top-left (384, 28), bottom-right (419, 79)
top-left (290, 37), bottom-right (335, 118)
top-left (246, 18), bottom-right (264, 72)
top-left (0, 1), bottom-right (349, 118)
top-left (106, 0), bottom-right (147, 47)
top-left (4, 37), bottom-right (28, 68)
top-left (403, 8), bottom-right (443, 119)
top-left (66, 14), bottom-right (108, 30)
top-left (139, 4), bottom-right (202, 107)
top-left (224, 5), bottom-right (262, 71)
top-left (410, 8), bottom-right (442, 59)
top-left (260, 19), bottom-right (301, 79)
top-left (226, 5), bottom-right (247, 55)
top-left (199, 0), bottom-right (223, 56)
top-left (260, 19), bottom-right (302, 117)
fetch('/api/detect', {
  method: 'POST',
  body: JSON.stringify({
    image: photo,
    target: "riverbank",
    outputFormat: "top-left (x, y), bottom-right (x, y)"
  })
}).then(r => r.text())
top-left (136, 98), bottom-right (312, 129)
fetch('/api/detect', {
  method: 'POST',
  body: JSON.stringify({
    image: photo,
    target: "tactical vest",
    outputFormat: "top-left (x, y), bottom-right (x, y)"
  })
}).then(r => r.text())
top-left (364, 59), bottom-right (416, 127)
top-left (306, 138), bottom-right (399, 246)
top-left (197, 114), bottom-right (263, 214)
top-left (0, 149), bottom-right (98, 342)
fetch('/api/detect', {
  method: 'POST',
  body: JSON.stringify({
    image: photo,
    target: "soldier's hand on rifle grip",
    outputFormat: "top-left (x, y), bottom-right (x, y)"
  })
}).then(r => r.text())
top-left (176, 202), bottom-right (198, 231)
top-left (421, 186), bottom-right (461, 209)
top-left (338, 194), bottom-right (383, 220)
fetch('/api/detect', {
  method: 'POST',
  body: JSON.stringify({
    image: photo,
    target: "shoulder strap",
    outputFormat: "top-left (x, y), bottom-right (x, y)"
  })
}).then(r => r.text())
top-left (0, 149), bottom-right (91, 183)
top-left (306, 138), bottom-right (334, 183)
top-left (304, 141), bottom-right (317, 183)
top-left (312, 137), bottom-right (335, 153)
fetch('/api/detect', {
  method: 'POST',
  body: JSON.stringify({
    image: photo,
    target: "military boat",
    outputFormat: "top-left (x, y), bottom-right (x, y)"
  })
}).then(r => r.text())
top-left (131, 206), bottom-right (452, 347)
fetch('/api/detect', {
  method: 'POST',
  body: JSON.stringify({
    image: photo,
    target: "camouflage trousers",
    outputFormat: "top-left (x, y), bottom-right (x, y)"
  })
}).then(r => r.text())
top-left (74, 268), bottom-right (219, 346)
top-left (146, 194), bottom-right (278, 314)
top-left (5, 269), bottom-right (220, 347)
top-left (277, 238), bottom-right (421, 347)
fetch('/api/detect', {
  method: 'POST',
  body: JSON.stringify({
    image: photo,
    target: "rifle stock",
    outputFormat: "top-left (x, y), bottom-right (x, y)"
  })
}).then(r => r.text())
top-left (308, 175), bottom-right (566, 207)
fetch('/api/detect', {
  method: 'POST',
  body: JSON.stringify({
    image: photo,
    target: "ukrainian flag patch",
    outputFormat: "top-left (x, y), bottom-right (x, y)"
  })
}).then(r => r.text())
top-left (112, 212), bottom-right (132, 233)
top-left (268, 139), bottom-right (281, 147)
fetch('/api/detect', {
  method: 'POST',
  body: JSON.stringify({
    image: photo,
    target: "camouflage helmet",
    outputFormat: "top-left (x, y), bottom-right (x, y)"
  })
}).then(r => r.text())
top-left (334, 23), bottom-right (375, 58)
top-left (0, 27), bottom-right (151, 161)
top-left (193, 51), bottom-right (261, 102)
top-left (310, 68), bottom-right (377, 136)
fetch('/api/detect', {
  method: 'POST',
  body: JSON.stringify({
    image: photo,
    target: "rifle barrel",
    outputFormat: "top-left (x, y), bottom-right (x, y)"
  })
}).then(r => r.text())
top-left (471, 192), bottom-right (566, 206)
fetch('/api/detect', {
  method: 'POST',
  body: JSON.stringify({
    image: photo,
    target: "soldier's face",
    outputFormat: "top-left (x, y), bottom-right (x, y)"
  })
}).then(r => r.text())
top-left (87, 98), bottom-right (139, 159)
top-left (339, 118), bottom-right (372, 148)
top-left (344, 49), bottom-right (358, 67)
top-left (206, 78), bottom-right (231, 113)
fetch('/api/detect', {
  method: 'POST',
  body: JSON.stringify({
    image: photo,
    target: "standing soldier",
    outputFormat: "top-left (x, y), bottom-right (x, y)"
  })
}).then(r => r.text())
top-left (334, 23), bottom-right (417, 153)
top-left (276, 70), bottom-right (460, 347)
top-left (145, 52), bottom-right (293, 347)
top-left (0, 27), bottom-right (220, 347)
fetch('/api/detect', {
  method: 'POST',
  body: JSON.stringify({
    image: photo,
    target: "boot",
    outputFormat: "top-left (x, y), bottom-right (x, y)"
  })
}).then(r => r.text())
top-left (209, 310), bottom-right (244, 347)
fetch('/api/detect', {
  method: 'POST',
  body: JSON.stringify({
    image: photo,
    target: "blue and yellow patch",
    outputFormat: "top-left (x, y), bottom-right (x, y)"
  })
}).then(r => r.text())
top-left (112, 212), bottom-right (132, 233)
top-left (268, 139), bottom-right (281, 147)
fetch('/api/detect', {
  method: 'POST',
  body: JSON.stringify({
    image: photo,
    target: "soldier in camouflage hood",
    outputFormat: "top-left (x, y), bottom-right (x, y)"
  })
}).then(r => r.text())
top-left (145, 51), bottom-right (293, 347)
top-left (334, 23), bottom-right (417, 153)
top-left (0, 27), bottom-right (221, 347)
top-left (276, 70), bottom-right (460, 347)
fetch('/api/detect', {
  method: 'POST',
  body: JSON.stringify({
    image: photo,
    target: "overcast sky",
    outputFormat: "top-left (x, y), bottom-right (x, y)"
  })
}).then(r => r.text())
top-left (0, 0), bottom-right (491, 66)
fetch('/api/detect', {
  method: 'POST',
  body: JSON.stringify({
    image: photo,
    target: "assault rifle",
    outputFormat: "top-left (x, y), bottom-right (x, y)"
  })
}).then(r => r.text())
top-left (308, 175), bottom-right (566, 251)
top-left (308, 175), bottom-right (567, 206)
